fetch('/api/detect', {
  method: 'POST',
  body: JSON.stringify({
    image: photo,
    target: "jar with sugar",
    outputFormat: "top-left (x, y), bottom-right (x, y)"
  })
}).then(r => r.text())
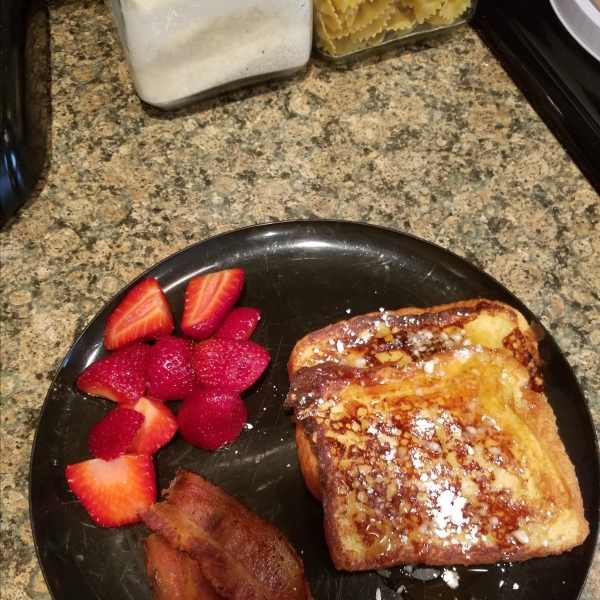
top-left (105, 0), bottom-right (313, 109)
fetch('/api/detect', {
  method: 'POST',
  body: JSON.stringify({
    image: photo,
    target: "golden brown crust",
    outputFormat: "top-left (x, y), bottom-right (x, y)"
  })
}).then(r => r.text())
top-left (286, 348), bottom-right (588, 570)
top-left (296, 425), bottom-right (322, 502)
top-left (517, 389), bottom-right (588, 532)
top-left (287, 298), bottom-right (544, 391)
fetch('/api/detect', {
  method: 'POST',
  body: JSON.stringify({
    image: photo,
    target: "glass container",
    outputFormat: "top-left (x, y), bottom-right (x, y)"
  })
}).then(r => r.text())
top-left (313, 0), bottom-right (478, 62)
top-left (105, 0), bottom-right (313, 109)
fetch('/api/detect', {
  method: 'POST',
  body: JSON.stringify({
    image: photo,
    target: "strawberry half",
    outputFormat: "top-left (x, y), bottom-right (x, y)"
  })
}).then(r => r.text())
top-left (65, 454), bottom-right (156, 527)
top-left (212, 307), bottom-right (261, 341)
top-left (181, 269), bottom-right (244, 340)
top-left (146, 335), bottom-right (198, 401)
top-left (88, 408), bottom-right (145, 460)
top-left (119, 396), bottom-right (178, 454)
top-left (192, 338), bottom-right (270, 393)
top-left (105, 277), bottom-right (174, 351)
top-left (178, 388), bottom-right (247, 451)
top-left (77, 344), bottom-right (150, 403)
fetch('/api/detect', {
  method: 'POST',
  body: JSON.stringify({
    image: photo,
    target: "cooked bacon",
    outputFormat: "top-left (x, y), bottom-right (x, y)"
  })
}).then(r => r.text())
top-left (143, 533), bottom-right (223, 600)
top-left (140, 469), bottom-right (313, 600)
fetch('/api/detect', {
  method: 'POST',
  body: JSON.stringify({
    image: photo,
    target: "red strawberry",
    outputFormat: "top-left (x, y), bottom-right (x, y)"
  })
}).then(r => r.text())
top-left (119, 396), bottom-right (178, 454)
top-left (77, 344), bottom-right (150, 403)
top-left (105, 277), bottom-right (174, 351)
top-left (212, 307), bottom-right (261, 341)
top-left (65, 454), bottom-right (156, 527)
top-left (178, 388), bottom-right (247, 451)
top-left (146, 335), bottom-right (198, 401)
top-left (181, 269), bottom-right (244, 340)
top-left (88, 408), bottom-right (145, 460)
top-left (192, 339), bottom-right (270, 393)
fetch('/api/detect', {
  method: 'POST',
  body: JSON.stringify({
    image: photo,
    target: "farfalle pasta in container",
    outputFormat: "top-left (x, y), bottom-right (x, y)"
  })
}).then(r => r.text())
top-left (313, 0), bottom-right (476, 60)
top-left (105, 0), bottom-right (313, 109)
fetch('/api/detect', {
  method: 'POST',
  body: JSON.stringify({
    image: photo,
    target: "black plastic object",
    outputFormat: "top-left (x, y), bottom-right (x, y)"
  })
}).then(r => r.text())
top-left (30, 221), bottom-right (599, 600)
top-left (472, 0), bottom-right (600, 195)
top-left (0, 0), bottom-right (51, 227)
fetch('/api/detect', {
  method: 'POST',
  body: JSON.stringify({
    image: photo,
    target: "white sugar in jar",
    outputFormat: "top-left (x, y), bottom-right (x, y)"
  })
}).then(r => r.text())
top-left (106, 0), bottom-right (312, 109)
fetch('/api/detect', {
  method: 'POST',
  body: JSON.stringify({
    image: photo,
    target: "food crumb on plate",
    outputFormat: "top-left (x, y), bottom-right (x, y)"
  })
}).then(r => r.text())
top-left (442, 569), bottom-right (460, 589)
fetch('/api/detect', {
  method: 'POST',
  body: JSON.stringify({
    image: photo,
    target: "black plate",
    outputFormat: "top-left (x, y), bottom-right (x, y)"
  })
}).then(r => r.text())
top-left (30, 220), bottom-right (599, 600)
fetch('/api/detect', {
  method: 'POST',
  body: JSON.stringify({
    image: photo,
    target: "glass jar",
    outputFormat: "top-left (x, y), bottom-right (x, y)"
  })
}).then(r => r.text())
top-left (313, 0), bottom-right (477, 61)
top-left (105, 0), bottom-right (313, 109)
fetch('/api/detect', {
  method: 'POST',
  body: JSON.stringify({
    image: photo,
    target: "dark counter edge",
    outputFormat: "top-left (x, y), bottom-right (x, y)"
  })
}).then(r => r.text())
top-left (471, 0), bottom-right (600, 197)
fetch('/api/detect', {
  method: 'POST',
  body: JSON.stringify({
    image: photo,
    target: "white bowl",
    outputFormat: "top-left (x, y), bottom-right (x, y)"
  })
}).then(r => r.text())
top-left (550, 0), bottom-right (600, 61)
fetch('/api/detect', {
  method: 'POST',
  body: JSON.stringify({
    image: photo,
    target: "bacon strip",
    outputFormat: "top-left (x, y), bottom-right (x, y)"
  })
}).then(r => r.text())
top-left (143, 533), bottom-right (223, 600)
top-left (140, 469), bottom-right (313, 600)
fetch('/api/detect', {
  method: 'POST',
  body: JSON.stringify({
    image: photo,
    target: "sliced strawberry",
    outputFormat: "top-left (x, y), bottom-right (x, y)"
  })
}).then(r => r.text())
top-left (181, 269), bottom-right (244, 340)
top-left (65, 454), bottom-right (156, 527)
top-left (88, 408), bottom-right (145, 460)
top-left (105, 277), bottom-right (174, 351)
top-left (146, 335), bottom-right (198, 401)
top-left (178, 388), bottom-right (247, 451)
top-left (77, 344), bottom-right (150, 403)
top-left (212, 307), bottom-right (261, 341)
top-left (192, 338), bottom-right (270, 393)
top-left (119, 396), bottom-right (178, 454)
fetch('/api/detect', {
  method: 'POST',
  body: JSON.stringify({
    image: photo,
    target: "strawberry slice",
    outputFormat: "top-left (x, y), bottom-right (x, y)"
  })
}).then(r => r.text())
top-left (65, 454), bottom-right (156, 527)
top-left (146, 335), bottom-right (198, 401)
top-left (192, 338), bottom-right (270, 393)
top-left (105, 277), bottom-right (174, 351)
top-left (181, 269), bottom-right (244, 340)
top-left (212, 307), bottom-right (261, 341)
top-left (77, 344), bottom-right (150, 403)
top-left (88, 408), bottom-right (145, 460)
top-left (178, 388), bottom-right (247, 451)
top-left (119, 396), bottom-right (178, 454)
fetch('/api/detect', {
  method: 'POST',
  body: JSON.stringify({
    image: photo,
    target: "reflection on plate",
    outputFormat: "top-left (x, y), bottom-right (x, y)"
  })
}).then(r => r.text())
top-left (30, 221), bottom-right (599, 600)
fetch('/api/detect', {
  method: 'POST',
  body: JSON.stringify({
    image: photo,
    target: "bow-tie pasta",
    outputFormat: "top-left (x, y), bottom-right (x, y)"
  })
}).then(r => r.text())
top-left (314, 0), bottom-right (473, 57)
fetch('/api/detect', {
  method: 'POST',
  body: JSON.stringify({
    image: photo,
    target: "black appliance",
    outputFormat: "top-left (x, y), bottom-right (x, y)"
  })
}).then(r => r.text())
top-left (0, 0), bottom-right (51, 227)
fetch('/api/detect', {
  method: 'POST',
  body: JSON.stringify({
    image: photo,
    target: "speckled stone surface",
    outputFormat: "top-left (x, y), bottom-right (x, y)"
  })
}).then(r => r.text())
top-left (1, 0), bottom-right (599, 598)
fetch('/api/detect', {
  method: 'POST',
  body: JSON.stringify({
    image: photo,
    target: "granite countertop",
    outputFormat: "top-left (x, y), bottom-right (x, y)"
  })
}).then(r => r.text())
top-left (1, 0), bottom-right (598, 597)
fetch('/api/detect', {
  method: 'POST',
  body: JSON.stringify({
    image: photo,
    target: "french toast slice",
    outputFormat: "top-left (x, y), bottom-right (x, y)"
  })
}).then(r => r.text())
top-left (285, 347), bottom-right (589, 570)
top-left (287, 299), bottom-right (545, 392)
